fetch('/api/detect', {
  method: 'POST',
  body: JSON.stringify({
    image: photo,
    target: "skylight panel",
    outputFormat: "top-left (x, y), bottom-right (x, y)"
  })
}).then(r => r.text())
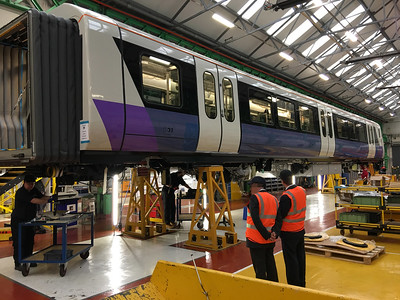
top-left (238, 0), bottom-right (264, 20)
top-left (335, 65), bottom-right (353, 77)
top-left (315, 44), bottom-right (338, 64)
top-left (349, 68), bottom-right (366, 79)
top-left (353, 74), bottom-right (372, 87)
top-left (266, 8), bottom-right (297, 36)
top-left (372, 89), bottom-right (386, 98)
top-left (302, 35), bottom-right (330, 57)
top-left (327, 54), bottom-right (349, 71)
top-left (284, 20), bottom-right (313, 45)
top-left (331, 5), bottom-right (364, 32)
top-left (215, 0), bottom-right (231, 6)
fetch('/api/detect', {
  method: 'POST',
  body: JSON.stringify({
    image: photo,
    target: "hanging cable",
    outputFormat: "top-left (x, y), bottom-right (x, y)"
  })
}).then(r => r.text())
top-left (191, 254), bottom-right (209, 300)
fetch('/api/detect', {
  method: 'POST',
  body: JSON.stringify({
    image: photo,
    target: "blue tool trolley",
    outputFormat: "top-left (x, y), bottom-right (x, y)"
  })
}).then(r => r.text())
top-left (18, 212), bottom-right (94, 277)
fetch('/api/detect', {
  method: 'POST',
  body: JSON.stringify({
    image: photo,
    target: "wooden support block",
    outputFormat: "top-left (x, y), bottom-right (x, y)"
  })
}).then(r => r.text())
top-left (225, 231), bottom-right (237, 244)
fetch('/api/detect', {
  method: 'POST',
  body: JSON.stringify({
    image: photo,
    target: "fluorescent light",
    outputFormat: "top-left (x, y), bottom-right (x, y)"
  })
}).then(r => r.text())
top-left (300, 106), bottom-right (309, 110)
top-left (279, 52), bottom-right (293, 61)
top-left (345, 31), bottom-right (357, 42)
top-left (112, 174), bottom-right (119, 226)
top-left (212, 13), bottom-right (235, 28)
top-left (379, 106), bottom-right (385, 111)
top-left (365, 99), bottom-right (372, 104)
top-left (149, 56), bottom-right (170, 66)
top-left (319, 74), bottom-right (330, 81)
top-left (371, 59), bottom-right (383, 69)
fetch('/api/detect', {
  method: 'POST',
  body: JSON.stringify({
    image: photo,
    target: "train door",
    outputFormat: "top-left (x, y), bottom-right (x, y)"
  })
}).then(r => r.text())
top-left (195, 58), bottom-right (221, 152)
top-left (318, 105), bottom-right (335, 157)
top-left (366, 123), bottom-right (376, 158)
top-left (195, 58), bottom-right (241, 153)
top-left (217, 66), bottom-right (241, 153)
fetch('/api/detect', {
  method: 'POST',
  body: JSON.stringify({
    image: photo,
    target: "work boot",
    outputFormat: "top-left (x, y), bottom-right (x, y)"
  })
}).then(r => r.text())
top-left (14, 264), bottom-right (22, 271)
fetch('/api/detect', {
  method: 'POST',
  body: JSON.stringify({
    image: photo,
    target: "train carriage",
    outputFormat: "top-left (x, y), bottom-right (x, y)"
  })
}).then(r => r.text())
top-left (0, 4), bottom-right (383, 179)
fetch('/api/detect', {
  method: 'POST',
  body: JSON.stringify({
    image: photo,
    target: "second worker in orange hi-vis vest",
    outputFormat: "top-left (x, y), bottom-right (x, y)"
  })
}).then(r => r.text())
top-left (272, 169), bottom-right (307, 288)
top-left (246, 176), bottom-right (279, 282)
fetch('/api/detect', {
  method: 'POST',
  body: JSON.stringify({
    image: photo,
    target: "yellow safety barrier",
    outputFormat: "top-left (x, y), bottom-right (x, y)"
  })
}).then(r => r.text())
top-left (105, 260), bottom-right (355, 300)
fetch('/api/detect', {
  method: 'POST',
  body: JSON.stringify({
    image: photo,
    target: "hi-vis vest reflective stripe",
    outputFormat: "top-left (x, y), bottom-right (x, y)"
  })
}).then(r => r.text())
top-left (246, 192), bottom-right (278, 244)
top-left (281, 186), bottom-right (306, 232)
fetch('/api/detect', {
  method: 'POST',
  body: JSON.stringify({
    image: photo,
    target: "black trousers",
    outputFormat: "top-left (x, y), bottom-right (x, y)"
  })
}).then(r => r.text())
top-left (11, 219), bottom-right (35, 266)
top-left (249, 243), bottom-right (278, 282)
top-left (162, 186), bottom-right (176, 224)
top-left (281, 230), bottom-right (306, 287)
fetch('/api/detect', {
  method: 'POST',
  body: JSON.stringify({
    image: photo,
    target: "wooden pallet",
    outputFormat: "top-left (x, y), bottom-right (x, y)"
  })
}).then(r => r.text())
top-left (305, 244), bottom-right (385, 265)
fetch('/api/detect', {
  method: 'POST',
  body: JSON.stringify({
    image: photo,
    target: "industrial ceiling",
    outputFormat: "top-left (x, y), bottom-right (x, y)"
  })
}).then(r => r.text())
top-left (2, 0), bottom-right (399, 122)
top-left (101, 0), bottom-right (400, 123)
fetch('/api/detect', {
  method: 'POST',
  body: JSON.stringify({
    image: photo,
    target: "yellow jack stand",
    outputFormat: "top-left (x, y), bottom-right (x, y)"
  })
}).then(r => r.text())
top-left (124, 168), bottom-right (166, 239)
top-left (321, 174), bottom-right (345, 193)
top-left (185, 166), bottom-right (238, 250)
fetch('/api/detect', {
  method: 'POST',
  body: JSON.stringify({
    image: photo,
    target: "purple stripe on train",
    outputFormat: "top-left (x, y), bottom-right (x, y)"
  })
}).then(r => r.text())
top-left (94, 99), bottom-right (198, 152)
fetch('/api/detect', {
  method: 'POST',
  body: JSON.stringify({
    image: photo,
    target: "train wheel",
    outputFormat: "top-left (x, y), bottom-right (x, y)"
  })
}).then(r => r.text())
top-left (340, 229), bottom-right (345, 236)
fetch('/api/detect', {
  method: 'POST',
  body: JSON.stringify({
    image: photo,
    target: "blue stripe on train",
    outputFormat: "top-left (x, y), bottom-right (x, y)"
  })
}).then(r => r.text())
top-left (334, 139), bottom-right (369, 159)
top-left (239, 124), bottom-right (321, 157)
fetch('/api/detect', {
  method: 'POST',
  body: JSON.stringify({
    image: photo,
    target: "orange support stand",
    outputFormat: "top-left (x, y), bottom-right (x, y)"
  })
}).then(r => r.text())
top-left (185, 166), bottom-right (238, 250)
top-left (124, 168), bottom-right (166, 239)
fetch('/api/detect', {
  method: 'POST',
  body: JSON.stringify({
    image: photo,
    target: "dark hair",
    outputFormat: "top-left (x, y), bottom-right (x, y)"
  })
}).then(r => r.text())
top-left (279, 169), bottom-right (293, 185)
top-left (24, 173), bottom-right (36, 183)
top-left (250, 176), bottom-right (266, 188)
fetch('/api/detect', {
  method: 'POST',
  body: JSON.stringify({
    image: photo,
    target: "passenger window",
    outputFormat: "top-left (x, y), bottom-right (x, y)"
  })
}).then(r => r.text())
top-left (369, 126), bottom-right (375, 144)
top-left (355, 123), bottom-right (367, 142)
top-left (299, 106), bottom-right (316, 133)
top-left (203, 72), bottom-right (217, 119)
top-left (374, 127), bottom-right (379, 144)
top-left (141, 55), bottom-right (181, 107)
top-left (327, 112), bottom-right (333, 138)
top-left (277, 99), bottom-right (296, 129)
top-left (222, 78), bottom-right (235, 122)
top-left (347, 120), bottom-right (355, 140)
top-left (249, 89), bottom-right (273, 125)
top-left (320, 110), bottom-right (326, 137)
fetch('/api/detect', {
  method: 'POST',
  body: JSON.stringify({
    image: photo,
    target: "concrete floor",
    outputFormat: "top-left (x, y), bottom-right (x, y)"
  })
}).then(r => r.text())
top-left (0, 190), bottom-right (398, 300)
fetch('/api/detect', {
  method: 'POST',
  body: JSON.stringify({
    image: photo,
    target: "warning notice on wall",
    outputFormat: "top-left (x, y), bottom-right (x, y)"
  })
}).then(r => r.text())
top-left (80, 121), bottom-right (90, 144)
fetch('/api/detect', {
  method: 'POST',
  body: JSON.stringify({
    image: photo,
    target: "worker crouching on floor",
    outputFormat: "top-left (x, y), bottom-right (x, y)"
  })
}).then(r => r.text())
top-left (11, 174), bottom-right (52, 271)
top-left (246, 176), bottom-right (279, 282)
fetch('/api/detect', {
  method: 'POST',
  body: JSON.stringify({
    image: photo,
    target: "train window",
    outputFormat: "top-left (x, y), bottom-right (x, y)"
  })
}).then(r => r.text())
top-left (374, 127), bottom-right (380, 144)
top-left (336, 116), bottom-right (355, 139)
top-left (299, 106), bottom-right (316, 133)
top-left (369, 126), bottom-right (374, 144)
top-left (141, 55), bottom-right (181, 107)
top-left (249, 89), bottom-right (273, 125)
top-left (222, 78), bottom-right (235, 122)
top-left (277, 99), bottom-right (296, 129)
top-left (355, 123), bottom-right (367, 142)
top-left (203, 72), bottom-right (217, 119)
top-left (327, 112), bottom-right (333, 138)
top-left (320, 110), bottom-right (326, 137)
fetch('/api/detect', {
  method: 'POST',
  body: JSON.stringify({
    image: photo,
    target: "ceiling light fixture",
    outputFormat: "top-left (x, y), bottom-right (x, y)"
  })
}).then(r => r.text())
top-left (279, 52), bottom-right (293, 61)
top-left (390, 112), bottom-right (396, 117)
top-left (212, 13), bottom-right (235, 28)
top-left (319, 74), bottom-right (329, 81)
top-left (379, 106), bottom-right (385, 111)
top-left (364, 99), bottom-right (372, 104)
top-left (371, 59), bottom-right (383, 69)
top-left (345, 31), bottom-right (357, 42)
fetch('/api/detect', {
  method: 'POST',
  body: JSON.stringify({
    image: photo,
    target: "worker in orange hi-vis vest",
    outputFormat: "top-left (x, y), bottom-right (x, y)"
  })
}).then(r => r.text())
top-left (272, 169), bottom-right (306, 287)
top-left (246, 176), bottom-right (279, 282)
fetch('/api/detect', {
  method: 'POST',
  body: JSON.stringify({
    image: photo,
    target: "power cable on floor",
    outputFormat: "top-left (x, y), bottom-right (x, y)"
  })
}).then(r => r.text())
top-left (191, 254), bottom-right (209, 300)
